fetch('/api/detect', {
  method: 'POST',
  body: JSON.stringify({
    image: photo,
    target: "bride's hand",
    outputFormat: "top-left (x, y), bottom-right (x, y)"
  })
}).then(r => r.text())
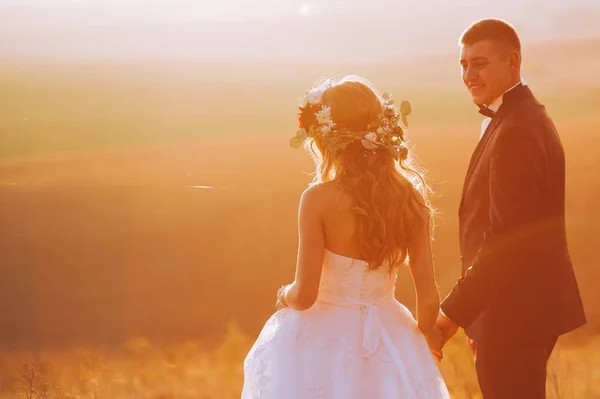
top-left (423, 326), bottom-right (444, 361)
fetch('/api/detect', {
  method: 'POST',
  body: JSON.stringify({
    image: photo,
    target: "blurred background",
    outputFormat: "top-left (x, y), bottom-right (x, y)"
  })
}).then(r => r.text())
top-left (0, 0), bottom-right (599, 397)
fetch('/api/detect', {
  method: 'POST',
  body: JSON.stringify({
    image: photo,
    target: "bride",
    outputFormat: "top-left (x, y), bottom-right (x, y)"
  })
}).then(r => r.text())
top-left (242, 75), bottom-right (450, 398)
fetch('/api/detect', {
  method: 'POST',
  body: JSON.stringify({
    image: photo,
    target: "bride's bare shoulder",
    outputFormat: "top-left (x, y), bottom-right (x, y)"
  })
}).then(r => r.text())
top-left (299, 182), bottom-right (344, 211)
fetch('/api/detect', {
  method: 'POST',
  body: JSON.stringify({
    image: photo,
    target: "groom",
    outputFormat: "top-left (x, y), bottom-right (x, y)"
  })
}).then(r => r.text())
top-left (436, 18), bottom-right (586, 398)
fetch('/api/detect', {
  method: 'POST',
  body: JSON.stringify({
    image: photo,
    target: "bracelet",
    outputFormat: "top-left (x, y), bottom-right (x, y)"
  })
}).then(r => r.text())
top-left (276, 284), bottom-right (290, 310)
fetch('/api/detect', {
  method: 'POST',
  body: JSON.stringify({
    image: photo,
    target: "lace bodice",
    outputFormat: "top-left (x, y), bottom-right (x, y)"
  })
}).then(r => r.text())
top-left (317, 249), bottom-right (397, 305)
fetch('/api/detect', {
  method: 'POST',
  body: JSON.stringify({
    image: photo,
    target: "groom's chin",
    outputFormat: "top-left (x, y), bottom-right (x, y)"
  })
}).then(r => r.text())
top-left (471, 97), bottom-right (486, 107)
top-left (466, 89), bottom-right (485, 106)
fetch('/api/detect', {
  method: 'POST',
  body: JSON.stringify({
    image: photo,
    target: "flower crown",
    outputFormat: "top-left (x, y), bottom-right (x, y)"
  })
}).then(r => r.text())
top-left (289, 82), bottom-right (412, 162)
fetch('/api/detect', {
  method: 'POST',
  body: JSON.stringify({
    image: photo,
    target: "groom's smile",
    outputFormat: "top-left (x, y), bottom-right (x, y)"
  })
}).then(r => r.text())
top-left (468, 84), bottom-right (486, 95)
top-left (459, 39), bottom-right (519, 107)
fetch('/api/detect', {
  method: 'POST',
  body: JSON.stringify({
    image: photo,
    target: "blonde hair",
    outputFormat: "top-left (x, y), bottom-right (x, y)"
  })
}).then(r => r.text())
top-left (304, 75), bottom-right (433, 271)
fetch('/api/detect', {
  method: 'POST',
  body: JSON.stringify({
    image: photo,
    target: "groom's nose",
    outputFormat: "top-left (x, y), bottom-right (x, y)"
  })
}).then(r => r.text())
top-left (464, 66), bottom-right (478, 82)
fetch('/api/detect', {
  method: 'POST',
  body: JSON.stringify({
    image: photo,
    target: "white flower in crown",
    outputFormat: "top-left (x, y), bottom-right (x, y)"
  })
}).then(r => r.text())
top-left (365, 132), bottom-right (378, 143)
top-left (306, 87), bottom-right (325, 105)
top-left (321, 118), bottom-right (335, 133)
top-left (315, 106), bottom-right (332, 125)
top-left (361, 139), bottom-right (378, 150)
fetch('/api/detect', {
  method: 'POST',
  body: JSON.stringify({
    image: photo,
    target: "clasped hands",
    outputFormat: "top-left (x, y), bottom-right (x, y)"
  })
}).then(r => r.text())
top-left (423, 311), bottom-right (461, 362)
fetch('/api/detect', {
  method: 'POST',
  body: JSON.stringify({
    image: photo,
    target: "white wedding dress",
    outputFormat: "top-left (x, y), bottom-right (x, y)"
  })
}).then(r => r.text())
top-left (242, 249), bottom-right (451, 398)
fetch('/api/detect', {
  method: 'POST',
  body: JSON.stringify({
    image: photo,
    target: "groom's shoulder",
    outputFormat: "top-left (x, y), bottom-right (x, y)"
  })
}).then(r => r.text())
top-left (497, 98), bottom-right (560, 150)
top-left (505, 95), bottom-right (552, 128)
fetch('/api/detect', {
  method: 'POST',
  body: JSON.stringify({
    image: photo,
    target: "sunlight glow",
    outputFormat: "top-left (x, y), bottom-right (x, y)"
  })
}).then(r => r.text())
top-left (298, 3), bottom-right (310, 16)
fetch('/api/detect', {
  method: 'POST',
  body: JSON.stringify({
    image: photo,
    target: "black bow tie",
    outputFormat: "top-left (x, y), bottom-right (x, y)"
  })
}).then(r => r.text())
top-left (478, 105), bottom-right (496, 118)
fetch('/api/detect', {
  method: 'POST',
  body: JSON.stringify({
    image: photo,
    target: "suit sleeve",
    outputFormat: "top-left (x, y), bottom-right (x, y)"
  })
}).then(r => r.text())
top-left (441, 125), bottom-right (546, 328)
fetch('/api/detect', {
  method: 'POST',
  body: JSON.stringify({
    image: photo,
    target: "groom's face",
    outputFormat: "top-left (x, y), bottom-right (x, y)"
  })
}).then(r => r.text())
top-left (459, 40), bottom-right (514, 106)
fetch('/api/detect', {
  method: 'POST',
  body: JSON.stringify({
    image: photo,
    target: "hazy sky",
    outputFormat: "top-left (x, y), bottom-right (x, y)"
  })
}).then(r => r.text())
top-left (1, 0), bottom-right (599, 61)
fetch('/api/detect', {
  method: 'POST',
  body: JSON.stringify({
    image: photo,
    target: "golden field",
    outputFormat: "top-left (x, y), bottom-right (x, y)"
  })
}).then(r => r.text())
top-left (0, 327), bottom-right (599, 398)
top-left (0, 38), bottom-right (599, 397)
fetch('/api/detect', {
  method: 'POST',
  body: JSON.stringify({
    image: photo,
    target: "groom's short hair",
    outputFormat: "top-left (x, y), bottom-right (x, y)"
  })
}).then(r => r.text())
top-left (460, 18), bottom-right (521, 55)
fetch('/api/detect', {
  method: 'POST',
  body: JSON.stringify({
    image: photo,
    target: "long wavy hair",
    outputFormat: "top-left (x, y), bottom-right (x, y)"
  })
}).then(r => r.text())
top-left (304, 75), bottom-right (434, 272)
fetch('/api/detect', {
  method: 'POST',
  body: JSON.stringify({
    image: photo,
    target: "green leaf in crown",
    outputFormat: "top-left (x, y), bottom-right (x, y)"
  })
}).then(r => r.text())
top-left (296, 129), bottom-right (308, 140)
top-left (400, 100), bottom-right (411, 116)
top-left (289, 136), bottom-right (304, 149)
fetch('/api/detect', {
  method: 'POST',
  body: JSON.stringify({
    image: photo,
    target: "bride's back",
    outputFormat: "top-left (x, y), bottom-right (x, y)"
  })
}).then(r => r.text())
top-left (309, 178), bottom-right (415, 304)
top-left (318, 181), bottom-right (364, 261)
top-left (315, 174), bottom-right (425, 271)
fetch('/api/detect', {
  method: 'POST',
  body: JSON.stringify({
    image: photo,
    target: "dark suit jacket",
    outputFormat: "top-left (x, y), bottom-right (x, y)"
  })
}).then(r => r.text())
top-left (441, 83), bottom-right (586, 343)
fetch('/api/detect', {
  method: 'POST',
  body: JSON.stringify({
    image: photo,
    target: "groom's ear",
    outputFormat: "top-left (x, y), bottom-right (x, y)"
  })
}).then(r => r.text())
top-left (508, 50), bottom-right (521, 69)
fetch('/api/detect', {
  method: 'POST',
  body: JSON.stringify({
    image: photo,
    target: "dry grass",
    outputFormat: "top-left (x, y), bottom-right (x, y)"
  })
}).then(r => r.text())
top-left (0, 326), bottom-right (598, 399)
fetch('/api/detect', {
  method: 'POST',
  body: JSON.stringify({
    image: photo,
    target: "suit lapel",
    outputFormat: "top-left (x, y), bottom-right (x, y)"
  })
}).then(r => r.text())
top-left (459, 83), bottom-right (534, 210)
top-left (460, 116), bottom-right (503, 200)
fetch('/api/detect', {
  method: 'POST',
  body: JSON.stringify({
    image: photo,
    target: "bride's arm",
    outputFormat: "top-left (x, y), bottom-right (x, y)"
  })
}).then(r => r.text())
top-left (407, 204), bottom-right (441, 333)
top-left (282, 185), bottom-right (326, 311)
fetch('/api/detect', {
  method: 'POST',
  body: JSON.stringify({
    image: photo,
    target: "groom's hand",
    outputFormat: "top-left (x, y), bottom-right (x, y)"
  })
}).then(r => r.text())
top-left (436, 311), bottom-right (459, 346)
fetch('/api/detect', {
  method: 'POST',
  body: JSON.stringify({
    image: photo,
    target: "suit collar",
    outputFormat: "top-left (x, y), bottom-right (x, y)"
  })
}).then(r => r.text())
top-left (487, 79), bottom-right (527, 113)
top-left (494, 82), bottom-right (533, 117)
